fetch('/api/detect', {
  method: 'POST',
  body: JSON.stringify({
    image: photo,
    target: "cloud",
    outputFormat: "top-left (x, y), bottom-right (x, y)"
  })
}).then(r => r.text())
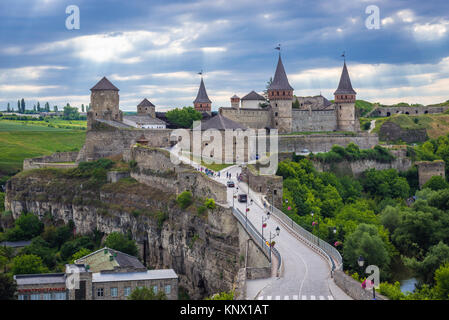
top-left (0, 66), bottom-right (67, 83)
top-left (0, 84), bottom-right (60, 93)
top-left (413, 20), bottom-right (449, 41)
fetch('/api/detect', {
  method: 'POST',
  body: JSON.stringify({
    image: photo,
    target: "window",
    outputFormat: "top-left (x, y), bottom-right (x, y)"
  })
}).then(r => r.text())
top-left (97, 288), bottom-right (104, 297)
top-left (18, 294), bottom-right (26, 300)
top-left (124, 287), bottom-right (131, 297)
top-left (153, 285), bottom-right (158, 294)
top-left (111, 287), bottom-right (118, 297)
top-left (165, 285), bottom-right (171, 295)
top-left (54, 292), bottom-right (67, 300)
top-left (30, 294), bottom-right (40, 300)
top-left (42, 293), bottom-right (52, 300)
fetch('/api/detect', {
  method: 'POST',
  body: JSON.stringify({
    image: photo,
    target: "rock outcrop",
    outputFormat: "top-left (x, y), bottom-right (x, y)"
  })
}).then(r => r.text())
top-left (4, 169), bottom-right (242, 299)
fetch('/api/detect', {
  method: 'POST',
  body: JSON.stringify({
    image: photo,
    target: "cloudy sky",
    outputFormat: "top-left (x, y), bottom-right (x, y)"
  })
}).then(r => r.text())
top-left (0, 0), bottom-right (448, 112)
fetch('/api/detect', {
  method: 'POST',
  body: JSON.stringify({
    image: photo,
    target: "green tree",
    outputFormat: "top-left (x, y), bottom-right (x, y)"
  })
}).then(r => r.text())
top-left (434, 263), bottom-right (449, 299)
top-left (404, 242), bottom-right (449, 284)
top-left (343, 223), bottom-right (391, 276)
top-left (165, 107), bottom-right (202, 128)
top-left (0, 274), bottom-right (17, 300)
top-left (6, 213), bottom-right (44, 241)
top-left (423, 175), bottom-right (449, 191)
top-left (20, 98), bottom-right (25, 113)
top-left (63, 104), bottom-right (80, 120)
top-left (127, 287), bottom-right (167, 300)
top-left (12, 254), bottom-right (48, 275)
top-left (205, 291), bottom-right (234, 300)
top-left (21, 236), bottom-right (57, 269)
top-left (104, 232), bottom-right (138, 257)
top-left (428, 188), bottom-right (449, 211)
top-left (70, 248), bottom-right (92, 263)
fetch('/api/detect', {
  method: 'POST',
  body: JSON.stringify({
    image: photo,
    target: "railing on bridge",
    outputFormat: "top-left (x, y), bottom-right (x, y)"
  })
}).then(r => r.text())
top-left (231, 207), bottom-right (281, 273)
top-left (269, 205), bottom-right (343, 272)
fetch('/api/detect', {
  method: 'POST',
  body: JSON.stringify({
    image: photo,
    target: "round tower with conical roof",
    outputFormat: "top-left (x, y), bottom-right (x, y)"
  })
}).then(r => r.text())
top-left (88, 76), bottom-right (122, 130)
top-left (334, 61), bottom-right (357, 131)
top-left (268, 54), bottom-right (293, 133)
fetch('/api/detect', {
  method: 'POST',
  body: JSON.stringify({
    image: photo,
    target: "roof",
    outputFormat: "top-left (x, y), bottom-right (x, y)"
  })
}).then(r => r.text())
top-left (74, 247), bottom-right (145, 272)
top-left (90, 77), bottom-right (119, 91)
top-left (334, 62), bottom-right (356, 95)
top-left (124, 115), bottom-right (167, 126)
top-left (241, 91), bottom-right (266, 101)
top-left (193, 78), bottom-right (212, 104)
top-left (14, 273), bottom-right (66, 286)
top-left (0, 240), bottom-right (31, 248)
top-left (138, 98), bottom-right (155, 108)
top-left (194, 114), bottom-right (247, 131)
top-left (268, 55), bottom-right (294, 91)
top-left (92, 269), bottom-right (178, 283)
top-left (95, 119), bottom-right (133, 129)
top-left (231, 94), bottom-right (240, 99)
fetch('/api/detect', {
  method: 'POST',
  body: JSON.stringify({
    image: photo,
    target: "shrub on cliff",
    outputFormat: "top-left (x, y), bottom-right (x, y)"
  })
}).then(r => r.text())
top-left (204, 198), bottom-right (216, 209)
top-left (6, 213), bottom-right (43, 241)
top-left (177, 191), bottom-right (193, 209)
top-left (104, 232), bottom-right (138, 257)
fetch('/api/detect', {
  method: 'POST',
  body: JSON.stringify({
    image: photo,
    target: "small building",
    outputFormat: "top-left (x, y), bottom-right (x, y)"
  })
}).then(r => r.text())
top-left (14, 247), bottom-right (179, 300)
top-left (415, 160), bottom-right (446, 188)
top-left (240, 91), bottom-right (266, 109)
top-left (123, 115), bottom-right (167, 129)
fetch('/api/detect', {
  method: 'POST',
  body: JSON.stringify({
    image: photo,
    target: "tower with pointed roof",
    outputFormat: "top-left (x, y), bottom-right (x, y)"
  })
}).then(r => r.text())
top-left (137, 98), bottom-right (156, 118)
top-left (88, 76), bottom-right (123, 130)
top-left (268, 53), bottom-right (294, 133)
top-left (193, 78), bottom-right (212, 113)
top-left (334, 61), bottom-right (358, 131)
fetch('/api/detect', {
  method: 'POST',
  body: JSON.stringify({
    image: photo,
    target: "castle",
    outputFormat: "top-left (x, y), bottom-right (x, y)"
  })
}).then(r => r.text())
top-left (87, 52), bottom-right (359, 134)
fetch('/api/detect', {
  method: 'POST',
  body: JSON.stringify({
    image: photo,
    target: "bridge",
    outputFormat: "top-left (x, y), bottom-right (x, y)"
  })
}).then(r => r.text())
top-left (167, 147), bottom-right (351, 300)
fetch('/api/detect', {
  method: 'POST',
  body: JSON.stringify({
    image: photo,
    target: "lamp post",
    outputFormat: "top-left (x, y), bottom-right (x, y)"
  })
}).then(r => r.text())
top-left (232, 187), bottom-right (239, 208)
top-left (268, 226), bottom-right (281, 263)
top-left (262, 211), bottom-right (270, 242)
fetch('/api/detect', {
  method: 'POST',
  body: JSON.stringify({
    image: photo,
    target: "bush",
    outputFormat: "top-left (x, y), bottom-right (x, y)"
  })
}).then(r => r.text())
top-left (378, 282), bottom-right (405, 300)
top-left (104, 232), bottom-right (138, 257)
top-left (6, 213), bottom-right (44, 241)
top-left (197, 206), bottom-right (207, 216)
top-left (423, 175), bottom-right (449, 191)
top-left (11, 254), bottom-right (48, 275)
top-left (177, 191), bottom-right (193, 209)
top-left (128, 287), bottom-right (167, 300)
top-left (204, 198), bottom-right (216, 209)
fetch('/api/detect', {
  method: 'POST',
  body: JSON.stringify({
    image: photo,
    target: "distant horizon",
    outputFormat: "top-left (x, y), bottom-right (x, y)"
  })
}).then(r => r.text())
top-left (1, 0), bottom-right (448, 111)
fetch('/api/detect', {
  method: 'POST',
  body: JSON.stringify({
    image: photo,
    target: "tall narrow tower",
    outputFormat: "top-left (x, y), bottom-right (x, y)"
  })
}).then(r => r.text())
top-left (193, 77), bottom-right (212, 113)
top-left (88, 76), bottom-right (122, 130)
top-left (230, 95), bottom-right (240, 109)
top-left (334, 61), bottom-right (357, 132)
top-left (268, 53), bottom-right (294, 133)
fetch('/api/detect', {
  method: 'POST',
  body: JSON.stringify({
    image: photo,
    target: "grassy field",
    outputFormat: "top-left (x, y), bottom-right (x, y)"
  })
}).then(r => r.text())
top-left (0, 119), bottom-right (87, 131)
top-left (0, 120), bottom-right (86, 177)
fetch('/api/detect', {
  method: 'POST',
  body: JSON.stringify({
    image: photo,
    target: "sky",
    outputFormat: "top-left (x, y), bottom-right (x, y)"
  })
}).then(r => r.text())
top-left (0, 0), bottom-right (448, 112)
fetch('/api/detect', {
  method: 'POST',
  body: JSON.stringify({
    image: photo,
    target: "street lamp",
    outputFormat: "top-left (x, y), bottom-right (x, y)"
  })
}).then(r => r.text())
top-left (268, 226), bottom-right (281, 263)
top-left (358, 255), bottom-right (365, 268)
top-left (261, 212), bottom-right (270, 242)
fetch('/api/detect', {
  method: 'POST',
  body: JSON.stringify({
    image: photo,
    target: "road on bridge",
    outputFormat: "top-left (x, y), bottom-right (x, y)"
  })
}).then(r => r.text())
top-left (167, 147), bottom-right (350, 300)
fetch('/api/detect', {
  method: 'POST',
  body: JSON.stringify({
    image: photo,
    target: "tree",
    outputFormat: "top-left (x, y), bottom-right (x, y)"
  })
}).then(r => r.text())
top-left (177, 191), bottom-right (193, 209)
top-left (70, 248), bottom-right (92, 263)
top-left (0, 274), bottom-right (17, 300)
top-left (6, 213), bottom-right (44, 241)
top-left (20, 98), bottom-right (25, 113)
top-left (205, 291), bottom-right (234, 300)
top-left (17, 100), bottom-right (20, 113)
top-left (127, 287), bottom-right (167, 300)
top-left (54, 105), bottom-right (58, 112)
top-left (81, 104), bottom-right (85, 112)
top-left (423, 176), bottom-right (449, 191)
top-left (165, 107), bottom-right (202, 128)
top-left (434, 263), bottom-right (449, 299)
top-left (104, 232), bottom-right (138, 257)
top-left (11, 254), bottom-right (48, 274)
top-left (37, 102), bottom-right (41, 112)
top-left (45, 102), bottom-right (50, 112)
top-left (6, 103), bottom-right (10, 112)
top-left (404, 242), bottom-right (449, 284)
top-left (63, 104), bottom-right (80, 120)
top-left (343, 223), bottom-right (391, 276)
top-left (21, 236), bottom-right (57, 269)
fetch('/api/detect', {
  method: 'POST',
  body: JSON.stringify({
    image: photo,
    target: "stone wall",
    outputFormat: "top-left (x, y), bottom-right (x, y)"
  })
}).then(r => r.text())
top-left (76, 125), bottom-right (173, 162)
top-left (106, 171), bottom-right (131, 183)
top-left (416, 160), bottom-right (446, 187)
top-left (292, 109), bottom-right (337, 132)
top-left (240, 166), bottom-right (283, 208)
top-left (334, 270), bottom-right (388, 300)
top-left (369, 105), bottom-right (449, 117)
top-left (312, 149), bottom-right (412, 177)
top-left (277, 133), bottom-right (379, 153)
top-left (379, 121), bottom-right (428, 143)
top-left (23, 152), bottom-right (79, 170)
top-left (219, 108), bottom-right (271, 129)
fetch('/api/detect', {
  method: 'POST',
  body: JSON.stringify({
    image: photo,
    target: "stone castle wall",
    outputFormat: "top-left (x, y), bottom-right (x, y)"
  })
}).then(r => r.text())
top-left (415, 160), bottom-right (446, 187)
top-left (277, 133), bottom-right (379, 154)
top-left (76, 125), bottom-right (173, 162)
top-left (219, 108), bottom-right (271, 129)
top-left (292, 109), bottom-right (338, 132)
top-left (369, 105), bottom-right (449, 117)
top-left (23, 152), bottom-right (79, 170)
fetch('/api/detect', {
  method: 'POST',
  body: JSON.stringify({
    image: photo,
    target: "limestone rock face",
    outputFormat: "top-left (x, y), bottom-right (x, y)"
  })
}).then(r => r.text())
top-left (5, 171), bottom-right (242, 299)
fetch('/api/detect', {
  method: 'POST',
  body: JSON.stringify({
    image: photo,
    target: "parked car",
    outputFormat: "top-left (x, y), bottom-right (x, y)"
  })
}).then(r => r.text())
top-left (301, 148), bottom-right (310, 154)
top-left (238, 194), bottom-right (247, 203)
top-left (227, 180), bottom-right (235, 188)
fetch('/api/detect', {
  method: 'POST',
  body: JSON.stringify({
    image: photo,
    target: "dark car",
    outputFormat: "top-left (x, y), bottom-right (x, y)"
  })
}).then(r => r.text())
top-left (238, 194), bottom-right (247, 203)
top-left (227, 180), bottom-right (235, 188)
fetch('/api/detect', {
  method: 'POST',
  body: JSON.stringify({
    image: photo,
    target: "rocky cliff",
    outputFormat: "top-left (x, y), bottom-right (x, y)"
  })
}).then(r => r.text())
top-left (4, 169), bottom-right (242, 299)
